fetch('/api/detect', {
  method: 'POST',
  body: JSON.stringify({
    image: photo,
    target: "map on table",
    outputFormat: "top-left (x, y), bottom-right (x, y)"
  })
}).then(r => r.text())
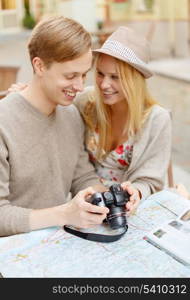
top-left (0, 190), bottom-right (190, 278)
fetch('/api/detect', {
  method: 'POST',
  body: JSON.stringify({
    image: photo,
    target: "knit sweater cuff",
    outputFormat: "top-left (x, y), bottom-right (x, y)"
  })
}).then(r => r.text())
top-left (13, 208), bottom-right (32, 235)
top-left (1, 207), bottom-right (32, 236)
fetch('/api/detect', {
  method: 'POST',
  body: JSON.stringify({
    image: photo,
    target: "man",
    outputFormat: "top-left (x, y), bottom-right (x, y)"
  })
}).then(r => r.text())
top-left (0, 16), bottom-right (109, 236)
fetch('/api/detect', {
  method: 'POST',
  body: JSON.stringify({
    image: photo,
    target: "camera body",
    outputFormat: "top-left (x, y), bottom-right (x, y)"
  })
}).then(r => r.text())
top-left (90, 184), bottom-right (130, 230)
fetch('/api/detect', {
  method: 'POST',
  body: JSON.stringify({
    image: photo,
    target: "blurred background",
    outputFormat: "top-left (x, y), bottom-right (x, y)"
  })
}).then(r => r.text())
top-left (0, 0), bottom-right (190, 193)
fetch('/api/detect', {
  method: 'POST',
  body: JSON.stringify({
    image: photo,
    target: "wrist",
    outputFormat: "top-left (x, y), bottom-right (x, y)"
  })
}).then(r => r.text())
top-left (29, 206), bottom-right (66, 231)
top-left (54, 203), bottom-right (69, 227)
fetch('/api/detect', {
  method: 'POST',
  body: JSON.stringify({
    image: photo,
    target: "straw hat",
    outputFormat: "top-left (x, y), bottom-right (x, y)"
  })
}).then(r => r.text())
top-left (93, 26), bottom-right (153, 78)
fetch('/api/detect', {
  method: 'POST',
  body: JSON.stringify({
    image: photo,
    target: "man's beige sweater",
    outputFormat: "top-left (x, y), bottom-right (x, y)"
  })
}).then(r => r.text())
top-left (0, 93), bottom-right (99, 236)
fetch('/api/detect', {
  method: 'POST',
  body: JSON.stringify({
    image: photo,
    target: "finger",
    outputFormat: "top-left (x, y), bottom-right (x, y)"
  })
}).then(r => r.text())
top-left (7, 87), bottom-right (15, 93)
top-left (121, 183), bottom-right (135, 197)
top-left (127, 200), bottom-right (135, 209)
top-left (17, 82), bottom-right (28, 89)
top-left (84, 201), bottom-right (109, 214)
top-left (79, 186), bottom-right (96, 196)
top-left (126, 202), bottom-right (133, 211)
top-left (126, 201), bottom-right (136, 210)
top-left (121, 181), bottom-right (131, 189)
top-left (79, 211), bottom-right (106, 227)
top-left (127, 186), bottom-right (136, 196)
top-left (129, 192), bottom-right (137, 202)
top-left (77, 187), bottom-right (96, 201)
top-left (126, 193), bottom-right (139, 209)
top-left (75, 188), bottom-right (109, 214)
top-left (86, 212), bottom-right (107, 225)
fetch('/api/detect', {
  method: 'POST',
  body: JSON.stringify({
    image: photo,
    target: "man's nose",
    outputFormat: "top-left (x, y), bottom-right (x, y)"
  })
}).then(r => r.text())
top-left (73, 77), bottom-right (84, 92)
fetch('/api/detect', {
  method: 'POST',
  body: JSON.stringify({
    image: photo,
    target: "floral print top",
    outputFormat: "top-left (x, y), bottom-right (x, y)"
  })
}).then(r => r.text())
top-left (86, 130), bottom-right (133, 187)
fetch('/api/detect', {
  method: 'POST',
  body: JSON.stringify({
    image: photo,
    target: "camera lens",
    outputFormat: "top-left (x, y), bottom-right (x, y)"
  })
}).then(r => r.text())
top-left (107, 206), bottom-right (127, 229)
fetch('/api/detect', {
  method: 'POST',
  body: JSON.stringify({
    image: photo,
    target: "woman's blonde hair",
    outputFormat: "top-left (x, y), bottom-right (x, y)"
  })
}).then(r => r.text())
top-left (82, 55), bottom-right (157, 159)
top-left (28, 16), bottom-right (91, 68)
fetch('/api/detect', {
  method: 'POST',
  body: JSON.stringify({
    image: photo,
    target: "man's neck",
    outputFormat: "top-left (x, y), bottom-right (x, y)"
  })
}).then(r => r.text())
top-left (20, 79), bottom-right (56, 116)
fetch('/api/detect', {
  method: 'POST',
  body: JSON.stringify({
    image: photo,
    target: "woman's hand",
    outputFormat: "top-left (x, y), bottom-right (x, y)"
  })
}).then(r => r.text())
top-left (7, 82), bottom-right (28, 94)
top-left (121, 181), bottom-right (141, 214)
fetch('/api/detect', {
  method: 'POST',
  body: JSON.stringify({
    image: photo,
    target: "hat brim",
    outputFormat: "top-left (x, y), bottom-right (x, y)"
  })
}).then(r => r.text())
top-left (93, 48), bottom-right (154, 79)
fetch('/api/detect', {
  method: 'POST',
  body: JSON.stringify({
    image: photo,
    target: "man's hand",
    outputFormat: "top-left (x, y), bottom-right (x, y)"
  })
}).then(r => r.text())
top-left (121, 181), bottom-right (141, 214)
top-left (57, 187), bottom-right (109, 229)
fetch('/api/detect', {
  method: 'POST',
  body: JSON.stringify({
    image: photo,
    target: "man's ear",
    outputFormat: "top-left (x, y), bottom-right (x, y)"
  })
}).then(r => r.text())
top-left (32, 57), bottom-right (46, 76)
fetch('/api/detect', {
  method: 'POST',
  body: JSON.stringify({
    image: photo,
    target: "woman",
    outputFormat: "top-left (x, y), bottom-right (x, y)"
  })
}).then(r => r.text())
top-left (74, 26), bottom-right (171, 200)
top-left (8, 26), bottom-right (172, 206)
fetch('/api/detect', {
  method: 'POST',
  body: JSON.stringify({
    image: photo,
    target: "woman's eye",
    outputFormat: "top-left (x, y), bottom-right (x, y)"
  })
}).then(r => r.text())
top-left (111, 75), bottom-right (118, 80)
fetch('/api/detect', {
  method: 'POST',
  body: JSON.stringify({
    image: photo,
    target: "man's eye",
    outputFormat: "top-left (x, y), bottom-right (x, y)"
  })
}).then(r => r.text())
top-left (65, 75), bottom-right (75, 79)
top-left (97, 71), bottom-right (103, 77)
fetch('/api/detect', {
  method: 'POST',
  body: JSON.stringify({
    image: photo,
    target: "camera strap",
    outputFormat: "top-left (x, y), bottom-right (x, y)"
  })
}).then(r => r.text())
top-left (63, 224), bottom-right (128, 243)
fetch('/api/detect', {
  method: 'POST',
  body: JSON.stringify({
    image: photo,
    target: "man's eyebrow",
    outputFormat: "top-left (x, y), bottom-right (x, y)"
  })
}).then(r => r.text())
top-left (64, 67), bottom-right (92, 75)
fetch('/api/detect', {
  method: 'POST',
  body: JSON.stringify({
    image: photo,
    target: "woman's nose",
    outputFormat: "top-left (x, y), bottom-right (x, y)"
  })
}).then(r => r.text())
top-left (100, 77), bottom-right (111, 89)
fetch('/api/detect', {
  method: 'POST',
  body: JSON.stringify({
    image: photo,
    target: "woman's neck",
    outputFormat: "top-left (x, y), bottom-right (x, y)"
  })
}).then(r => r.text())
top-left (106, 101), bottom-right (128, 151)
top-left (110, 100), bottom-right (127, 118)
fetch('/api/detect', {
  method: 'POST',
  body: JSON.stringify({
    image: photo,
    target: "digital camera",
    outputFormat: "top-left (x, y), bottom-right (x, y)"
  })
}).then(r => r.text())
top-left (90, 184), bottom-right (130, 230)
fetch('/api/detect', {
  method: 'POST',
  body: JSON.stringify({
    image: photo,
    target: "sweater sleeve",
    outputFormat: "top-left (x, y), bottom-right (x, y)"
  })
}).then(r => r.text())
top-left (123, 107), bottom-right (172, 199)
top-left (0, 134), bottom-right (32, 236)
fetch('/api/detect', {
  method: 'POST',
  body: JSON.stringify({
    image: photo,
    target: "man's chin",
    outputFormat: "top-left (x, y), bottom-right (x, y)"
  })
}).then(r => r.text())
top-left (59, 99), bottom-right (74, 106)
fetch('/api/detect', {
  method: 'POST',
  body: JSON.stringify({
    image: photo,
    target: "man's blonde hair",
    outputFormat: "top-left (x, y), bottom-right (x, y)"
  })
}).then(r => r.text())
top-left (28, 16), bottom-right (91, 67)
top-left (81, 55), bottom-right (157, 159)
